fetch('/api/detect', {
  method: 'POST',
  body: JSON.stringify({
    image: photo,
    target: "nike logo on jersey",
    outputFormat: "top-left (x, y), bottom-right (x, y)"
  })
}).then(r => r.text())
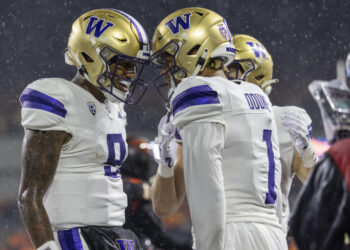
top-left (244, 93), bottom-right (270, 111)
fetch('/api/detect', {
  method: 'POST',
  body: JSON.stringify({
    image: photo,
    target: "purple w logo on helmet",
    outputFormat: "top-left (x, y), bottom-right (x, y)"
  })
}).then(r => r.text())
top-left (246, 42), bottom-right (267, 59)
top-left (165, 13), bottom-right (192, 34)
top-left (86, 16), bottom-right (114, 38)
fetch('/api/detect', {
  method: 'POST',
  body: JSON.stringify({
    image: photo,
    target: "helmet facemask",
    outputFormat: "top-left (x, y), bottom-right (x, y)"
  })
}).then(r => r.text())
top-left (227, 59), bottom-right (256, 81)
top-left (151, 41), bottom-right (187, 102)
top-left (96, 47), bottom-right (149, 104)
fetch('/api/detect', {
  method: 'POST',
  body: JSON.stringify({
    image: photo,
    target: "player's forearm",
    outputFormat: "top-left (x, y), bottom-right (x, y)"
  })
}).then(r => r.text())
top-left (293, 151), bottom-right (314, 183)
top-left (151, 174), bottom-right (181, 217)
top-left (19, 130), bottom-right (66, 248)
top-left (18, 193), bottom-right (54, 248)
top-left (295, 163), bottom-right (313, 183)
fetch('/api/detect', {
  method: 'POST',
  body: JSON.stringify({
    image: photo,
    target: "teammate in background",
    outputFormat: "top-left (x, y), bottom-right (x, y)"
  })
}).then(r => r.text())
top-left (120, 135), bottom-right (192, 250)
top-left (290, 59), bottom-right (350, 249)
top-left (18, 9), bottom-right (149, 250)
top-left (151, 7), bottom-right (287, 250)
top-left (226, 34), bottom-right (319, 235)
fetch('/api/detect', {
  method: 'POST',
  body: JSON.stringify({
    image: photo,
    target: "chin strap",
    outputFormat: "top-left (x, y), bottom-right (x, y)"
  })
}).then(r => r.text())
top-left (65, 48), bottom-right (92, 83)
top-left (168, 77), bottom-right (176, 100)
top-left (192, 49), bottom-right (209, 77)
top-left (261, 79), bottom-right (279, 95)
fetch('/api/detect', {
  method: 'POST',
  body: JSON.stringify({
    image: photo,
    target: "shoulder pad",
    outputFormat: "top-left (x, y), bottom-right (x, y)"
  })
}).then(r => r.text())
top-left (171, 77), bottom-right (223, 128)
top-left (20, 78), bottom-right (70, 131)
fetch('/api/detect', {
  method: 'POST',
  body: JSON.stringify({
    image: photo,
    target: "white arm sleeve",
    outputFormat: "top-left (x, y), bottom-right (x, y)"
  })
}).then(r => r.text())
top-left (180, 121), bottom-right (226, 250)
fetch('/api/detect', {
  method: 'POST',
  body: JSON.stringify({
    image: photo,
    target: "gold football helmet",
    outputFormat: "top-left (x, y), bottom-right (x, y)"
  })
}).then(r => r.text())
top-left (65, 9), bottom-right (150, 104)
top-left (228, 34), bottom-right (276, 95)
top-left (151, 7), bottom-right (235, 100)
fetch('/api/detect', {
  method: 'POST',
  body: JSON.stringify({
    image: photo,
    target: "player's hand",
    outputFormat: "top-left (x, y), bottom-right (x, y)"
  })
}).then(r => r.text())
top-left (281, 109), bottom-right (311, 153)
top-left (154, 116), bottom-right (176, 170)
top-left (281, 109), bottom-right (318, 168)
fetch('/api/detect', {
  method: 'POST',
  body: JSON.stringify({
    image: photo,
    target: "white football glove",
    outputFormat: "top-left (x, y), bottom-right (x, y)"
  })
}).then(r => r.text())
top-left (37, 241), bottom-right (59, 250)
top-left (281, 109), bottom-right (319, 168)
top-left (154, 115), bottom-right (177, 178)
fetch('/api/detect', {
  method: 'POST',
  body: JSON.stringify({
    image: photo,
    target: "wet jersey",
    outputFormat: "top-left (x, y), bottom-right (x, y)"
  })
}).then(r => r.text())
top-left (171, 77), bottom-right (283, 249)
top-left (20, 78), bottom-right (128, 230)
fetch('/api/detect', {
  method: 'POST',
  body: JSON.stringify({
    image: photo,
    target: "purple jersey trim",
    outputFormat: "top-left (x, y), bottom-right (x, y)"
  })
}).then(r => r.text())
top-left (104, 166), bottom-right (121, 178)
top-left (308, 124), bottom-right (313, 139)
top-left (172, 85), bottom-right (220, 115)
top-left (20, 88), bottom-right (67, 118)
top-left (174, 128), bottom-right (182, 140)
top-left (58, 228), bottom-right (83, 250)
top-left (263, 129), bottom-right (277, 204)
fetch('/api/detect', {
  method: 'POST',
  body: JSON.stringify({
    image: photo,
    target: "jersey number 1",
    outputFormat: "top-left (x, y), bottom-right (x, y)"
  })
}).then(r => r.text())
top-left (263, 129), bottom-right (277, 204)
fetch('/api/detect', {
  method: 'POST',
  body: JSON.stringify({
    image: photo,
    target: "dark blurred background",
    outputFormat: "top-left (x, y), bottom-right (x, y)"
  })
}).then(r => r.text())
top-left (0, 0), bottom-right (349, 248)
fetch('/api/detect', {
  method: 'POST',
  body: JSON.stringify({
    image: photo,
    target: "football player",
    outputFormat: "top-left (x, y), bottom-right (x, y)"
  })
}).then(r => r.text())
top-left (18, 9), bottom-right (149, 250)
top-left (150, 7), bottom-right (287, 250)
top-left (227, 34), bottom-right (319, 234)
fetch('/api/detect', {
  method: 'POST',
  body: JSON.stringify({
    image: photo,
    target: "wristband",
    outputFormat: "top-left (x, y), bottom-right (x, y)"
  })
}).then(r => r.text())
top-left (37, 240), bottom-right (59, 250)
top-left (300, 144), bottom-right (319, 168)
top-left (157, 163), bottom-right (174, 178)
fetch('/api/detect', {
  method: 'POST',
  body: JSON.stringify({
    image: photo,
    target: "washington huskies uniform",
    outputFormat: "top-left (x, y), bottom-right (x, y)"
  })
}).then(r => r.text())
top-left (273, 105), bottom-right (312, 234)
top-left (171, 76), bottom-right (287, 250)
top-left (20, 78), bottom-right (130, 246)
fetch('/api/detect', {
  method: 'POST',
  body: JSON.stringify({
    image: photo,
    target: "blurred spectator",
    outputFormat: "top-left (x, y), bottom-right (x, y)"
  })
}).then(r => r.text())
top-left (0, 203), bottom-right (33, 250)
top-left (0, 231), bottom-right (34, 250)
top-left (290, 77), bottom-right (350, 250)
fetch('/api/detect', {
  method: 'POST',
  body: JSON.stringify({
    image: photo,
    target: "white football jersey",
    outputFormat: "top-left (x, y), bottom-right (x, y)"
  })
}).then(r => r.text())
top-left (20, 78), bottom-right (128, 230)
top-left (171, 77), bottom-right (283, 249)
top-left (272, 105), bottom-right (312, 234)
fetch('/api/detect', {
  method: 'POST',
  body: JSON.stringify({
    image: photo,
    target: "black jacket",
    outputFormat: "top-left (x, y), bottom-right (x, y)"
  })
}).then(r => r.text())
top-left (290, 138), bottom-right (350, 250)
